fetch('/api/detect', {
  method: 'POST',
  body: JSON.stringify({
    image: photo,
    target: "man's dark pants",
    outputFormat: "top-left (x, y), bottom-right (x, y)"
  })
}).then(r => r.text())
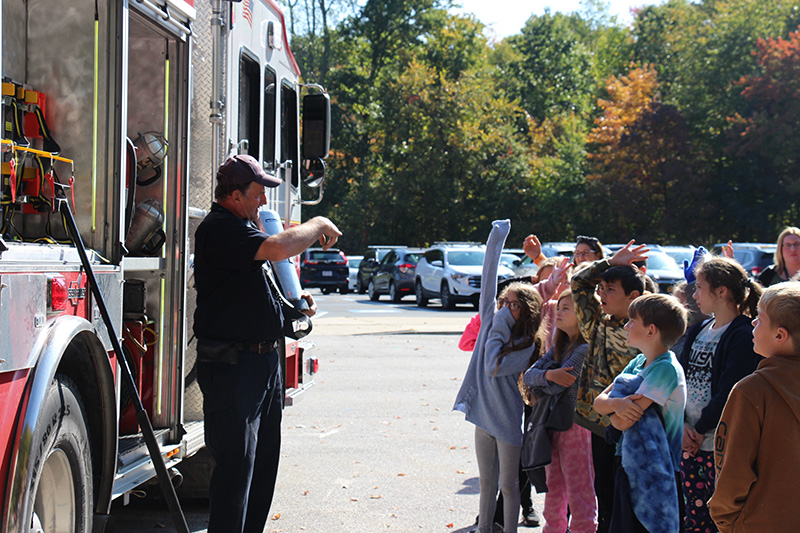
top-left (198, 349), bottom-right (283, 533)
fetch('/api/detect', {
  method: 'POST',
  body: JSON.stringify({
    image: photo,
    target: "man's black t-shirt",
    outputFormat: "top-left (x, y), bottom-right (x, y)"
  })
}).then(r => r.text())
top-left (193, 203), bottom-right (283, 342)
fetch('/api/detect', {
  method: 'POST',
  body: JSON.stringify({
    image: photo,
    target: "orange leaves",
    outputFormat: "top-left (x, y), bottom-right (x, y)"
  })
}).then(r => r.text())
top-left (588, 63), bottom-right (660, 165)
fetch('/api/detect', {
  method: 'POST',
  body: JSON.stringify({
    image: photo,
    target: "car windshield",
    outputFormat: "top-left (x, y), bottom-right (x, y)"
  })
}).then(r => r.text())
top-left (500, 254), bottom-right (520, 269)
top-left (663, 248), bottom-right (694, 266)
top-left (448, 250), bottom-right (485, 266)
top-left (405, 253), bottom-right (422, 264)
top-left (647, 252), bottom-right (679, 271)
top-left (348, 258), bottom-right (362, 268)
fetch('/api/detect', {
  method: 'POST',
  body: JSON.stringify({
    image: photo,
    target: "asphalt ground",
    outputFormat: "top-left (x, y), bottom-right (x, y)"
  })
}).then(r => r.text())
top-left (111, 308), bottom-right (546, 532)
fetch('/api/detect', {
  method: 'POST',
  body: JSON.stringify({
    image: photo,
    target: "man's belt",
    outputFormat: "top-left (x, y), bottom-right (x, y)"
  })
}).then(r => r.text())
top-left (233, 340), bottom-right (279, 354)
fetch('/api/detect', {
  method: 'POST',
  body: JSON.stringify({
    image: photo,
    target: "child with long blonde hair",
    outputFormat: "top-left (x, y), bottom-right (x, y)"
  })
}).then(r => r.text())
top-left (524, 289), bottom-right (597, 533)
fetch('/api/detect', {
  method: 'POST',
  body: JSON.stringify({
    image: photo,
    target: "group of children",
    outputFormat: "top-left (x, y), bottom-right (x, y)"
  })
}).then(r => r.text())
top-left (455, 222), bottom-right (800, 533)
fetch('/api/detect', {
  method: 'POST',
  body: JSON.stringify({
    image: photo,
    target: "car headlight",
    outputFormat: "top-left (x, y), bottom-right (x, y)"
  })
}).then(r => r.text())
top-left (450, 273), bottom-right (469, 283)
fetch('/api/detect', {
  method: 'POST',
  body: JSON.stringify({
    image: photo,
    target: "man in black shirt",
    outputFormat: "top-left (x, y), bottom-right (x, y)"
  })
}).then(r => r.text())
top-left (193, 154), bottom-right (341, 533)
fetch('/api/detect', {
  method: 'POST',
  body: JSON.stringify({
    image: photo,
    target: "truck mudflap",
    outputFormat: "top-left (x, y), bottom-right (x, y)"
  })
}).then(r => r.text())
top-left (284, 338), bottom-right (317, 406)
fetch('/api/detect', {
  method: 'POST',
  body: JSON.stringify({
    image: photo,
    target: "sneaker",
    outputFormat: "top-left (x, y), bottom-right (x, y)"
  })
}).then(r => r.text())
top-left (522, 506), bottom-right (541, 527)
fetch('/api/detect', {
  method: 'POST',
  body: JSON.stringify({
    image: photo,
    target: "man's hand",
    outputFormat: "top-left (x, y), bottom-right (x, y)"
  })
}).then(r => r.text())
top-left (683, 246), bottom-right (707, 283)
top-left (610, 240), bottom-right (650, 267)
top-left (545, 367), bottom-right (576, 387)
top-left (316, 217), bottom-right (342, 250)
top-left (299, 291), bottom-right (318, 317)
top-left (523, 234), bottom-right (542, 260)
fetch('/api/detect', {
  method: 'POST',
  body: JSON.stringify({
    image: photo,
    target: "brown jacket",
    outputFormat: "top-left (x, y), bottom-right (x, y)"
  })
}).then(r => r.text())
top-left (709, 354), bottom-right (800, 532)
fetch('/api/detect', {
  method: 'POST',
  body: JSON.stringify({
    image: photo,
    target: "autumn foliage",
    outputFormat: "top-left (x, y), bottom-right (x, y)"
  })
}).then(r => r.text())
top-left (585, 65), bottom-right (701, 240)
top-left (727, 27), bottom-right (800, 180)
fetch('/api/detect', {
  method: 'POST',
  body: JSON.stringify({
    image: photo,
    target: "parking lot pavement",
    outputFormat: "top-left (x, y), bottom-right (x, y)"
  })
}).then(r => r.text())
top-left (112, 304), bottom-right (546, 532)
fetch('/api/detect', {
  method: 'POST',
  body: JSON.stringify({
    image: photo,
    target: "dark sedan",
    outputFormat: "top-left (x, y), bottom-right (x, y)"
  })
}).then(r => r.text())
top-left (368, 248), bottom-right (424, 302)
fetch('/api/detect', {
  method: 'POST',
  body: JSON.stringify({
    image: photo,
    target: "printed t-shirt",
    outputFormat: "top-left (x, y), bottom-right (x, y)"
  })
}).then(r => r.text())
top-left (619, 352), bottom-right (687, 471)
top-left (685, 319), bottom-right (729, 452)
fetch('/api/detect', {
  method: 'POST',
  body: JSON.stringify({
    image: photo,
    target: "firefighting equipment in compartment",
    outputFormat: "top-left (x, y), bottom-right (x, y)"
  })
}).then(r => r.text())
top-left (2, 81), bottom-right (60, 154)
top-left (133, 131), bottom-right (168, 186)
top-left (124, 137), bottom-right (138, 233)
top-left (125, 198), bottom-right (166, 256)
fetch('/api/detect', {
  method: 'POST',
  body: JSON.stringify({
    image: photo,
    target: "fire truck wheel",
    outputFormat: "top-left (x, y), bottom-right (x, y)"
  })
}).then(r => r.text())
top-left (26, 374), bottom-right (93, 533)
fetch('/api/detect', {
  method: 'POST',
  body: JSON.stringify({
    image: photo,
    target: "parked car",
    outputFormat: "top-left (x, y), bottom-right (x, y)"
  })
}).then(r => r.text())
top-left (368, 248), bottom-right (424, 302)
top-left (506, 254), bottom-right (539, 279)
top-left (347, 255), bottom-right (363, 291)
top-left (604, 244), bottom-right (683, 292)
top-left (299, 248), bottom-right (349, 294)
top-left (356, 246), bottom-right (405, 293)
top-left (661, 245), bottom-right (697, 268)
top-left (712, 242), bottom-right (776, 277)
top-left (645, 249), bottom-right (685, 293)
top-left (540, 242), bottom-right (577, 259)
top-left (414, 243), bottom-right (515, 309)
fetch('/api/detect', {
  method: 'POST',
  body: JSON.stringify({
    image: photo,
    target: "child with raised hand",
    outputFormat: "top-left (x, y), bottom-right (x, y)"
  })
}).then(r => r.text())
top-left (679, 257), bottom-right (763, 532)
top-left (571, 239), bottom-right (649, 533)
top-left (454, 220), bottom-right (545, 533)
top-left (709, 282), bottom-right (800, 532)
top-left (523, 289), bottom-right (597, 533)
top-left (594, 293), bottom-right (688, 533)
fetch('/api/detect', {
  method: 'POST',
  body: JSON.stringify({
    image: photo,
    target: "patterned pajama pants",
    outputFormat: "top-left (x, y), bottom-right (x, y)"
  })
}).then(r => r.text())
top-left (681, 450), bottom-right (717, 532)
top-left (543, 424), bottom-right (598, 533)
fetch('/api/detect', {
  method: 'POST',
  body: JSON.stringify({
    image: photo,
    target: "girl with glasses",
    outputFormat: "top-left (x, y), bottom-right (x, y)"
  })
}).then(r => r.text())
top-left (574, 236), bottom-right (605, 266)
top-left (455, 221), bottom-right (545, 533)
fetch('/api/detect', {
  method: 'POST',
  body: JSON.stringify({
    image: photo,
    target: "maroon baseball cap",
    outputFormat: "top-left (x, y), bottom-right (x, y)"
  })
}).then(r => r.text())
top-left (216, 154), bottom-right (281, 188)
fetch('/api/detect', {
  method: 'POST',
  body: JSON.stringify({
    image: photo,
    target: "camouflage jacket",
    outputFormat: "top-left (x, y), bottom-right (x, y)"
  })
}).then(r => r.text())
top-left (571, 259), bottom-right (640, 436)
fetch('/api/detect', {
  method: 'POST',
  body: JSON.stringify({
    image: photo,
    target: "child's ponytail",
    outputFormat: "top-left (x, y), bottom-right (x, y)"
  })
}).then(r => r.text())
top-left (740, 278), bottom-right (763, 318)
top-left (697, 257), bottom-right (762, 318)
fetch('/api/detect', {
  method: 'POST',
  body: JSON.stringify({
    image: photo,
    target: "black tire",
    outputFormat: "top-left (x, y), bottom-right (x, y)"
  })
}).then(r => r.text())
top-left (389, 281), bottom-right (401, 303)
top-left (356, 276), bottom-right (366, 294)
top-left (441, 282), bottom-right (455, 310)
top-left (368, 280), bottom-right (380, 301)
top-left (321, 287), bottom-right (332, 295)
top-left (24, 374), bottom-right (93, 533)
top-left (415, 280), bottom-right (428, 307)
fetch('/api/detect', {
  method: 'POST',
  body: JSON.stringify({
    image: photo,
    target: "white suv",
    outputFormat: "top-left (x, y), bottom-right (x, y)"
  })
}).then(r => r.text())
top-left (415, 243), bottom-right (515, 309)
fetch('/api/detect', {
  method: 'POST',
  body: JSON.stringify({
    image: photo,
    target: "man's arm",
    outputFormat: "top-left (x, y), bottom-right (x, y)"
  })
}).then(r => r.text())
top-left (708, 385), bottom-right (761, 533)
top-left (255, 216), bottom-right (341, 261)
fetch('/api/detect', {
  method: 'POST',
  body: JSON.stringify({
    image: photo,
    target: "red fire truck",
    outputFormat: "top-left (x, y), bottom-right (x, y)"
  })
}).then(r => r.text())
top-left (0, 0), bottom-right (329, 530)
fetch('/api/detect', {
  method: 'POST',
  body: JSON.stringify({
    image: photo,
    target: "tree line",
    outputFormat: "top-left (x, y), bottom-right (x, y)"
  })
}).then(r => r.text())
top-left (281, 0), bottom-right (800, 252)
